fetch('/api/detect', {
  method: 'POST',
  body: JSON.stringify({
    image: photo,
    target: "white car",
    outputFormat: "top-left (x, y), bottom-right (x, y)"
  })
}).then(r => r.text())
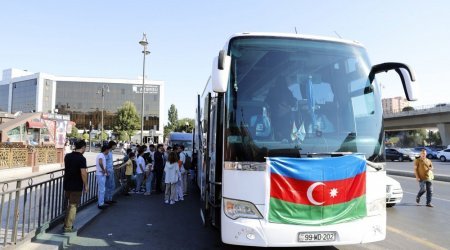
top-left (437, 148), bottom-right (450, 162)
top-left (386, 176), bottom-right (403, 207)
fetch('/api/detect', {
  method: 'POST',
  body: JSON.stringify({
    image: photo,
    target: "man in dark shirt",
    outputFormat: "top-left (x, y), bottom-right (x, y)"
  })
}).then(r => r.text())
top-left (153, 144), bottom-right (165, 193)
top-left (265, 76), bottom-right (297, 141)
top-left (63, 140), bottom-right (88, 233)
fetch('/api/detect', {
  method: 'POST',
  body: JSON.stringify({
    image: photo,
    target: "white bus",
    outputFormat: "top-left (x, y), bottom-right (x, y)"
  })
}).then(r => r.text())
top-left (168, 132), bottom-right (193, 155)
top-left (194, 32), bottom-right (418, 247)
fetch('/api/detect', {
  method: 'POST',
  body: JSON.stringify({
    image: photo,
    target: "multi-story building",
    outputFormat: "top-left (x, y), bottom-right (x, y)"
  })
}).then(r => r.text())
top-left (382, 96), bottom-right (410, 114)
top-left (0, 68), bottom-right (165, 143)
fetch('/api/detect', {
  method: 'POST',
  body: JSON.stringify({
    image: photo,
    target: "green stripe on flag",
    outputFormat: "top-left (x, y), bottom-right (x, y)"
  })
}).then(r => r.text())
top-left (269, 195), bottom-right (367, 226)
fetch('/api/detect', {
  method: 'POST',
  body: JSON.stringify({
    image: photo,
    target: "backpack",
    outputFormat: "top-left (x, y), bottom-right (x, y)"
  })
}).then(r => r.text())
top-left (132, 160), bottom-right (137, 175)
top-left (184, 153), bottom-right (192, 170)
top-left (143, 152), bottom-right (152, 165)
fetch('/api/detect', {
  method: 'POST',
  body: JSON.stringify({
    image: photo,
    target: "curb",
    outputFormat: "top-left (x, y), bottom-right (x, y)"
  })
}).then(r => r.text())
top-left (387, 169), bottom-right (450, 182)
top-left (9, 202), bottom-right (103, 250)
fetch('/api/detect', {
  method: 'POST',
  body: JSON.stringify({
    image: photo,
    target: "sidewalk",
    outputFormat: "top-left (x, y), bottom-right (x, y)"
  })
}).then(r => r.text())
top-left (14, 185), bottom-right (223, 250)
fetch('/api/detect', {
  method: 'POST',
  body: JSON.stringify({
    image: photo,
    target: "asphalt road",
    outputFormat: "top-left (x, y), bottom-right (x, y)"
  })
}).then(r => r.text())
top-left (67, 174), bottom-right (449, 250)
top-left (386, 159), bottom-right (450, 177)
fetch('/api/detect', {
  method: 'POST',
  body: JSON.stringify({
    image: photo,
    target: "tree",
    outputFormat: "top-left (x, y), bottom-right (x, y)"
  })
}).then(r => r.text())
top-left (402, 106), bottom-right (414, 112)
top-left (425, 130), bottom-right (442, 146)
top-left (168, 104), bottom-right (178, 129)
top-left (114, 101), bottom-right (141, 141)
top-left (163, 125), bottom-right (172, 141)
top-left (117, 131), bottom-right (129, 141)
top-left (82, 132), bottom-right (89, 141)
top-left (97, 131), bottom-right (108, 141)
top-left (173, 118), bottom-right (195, 133)
top-left (68, 126), bottom-right (80, 139)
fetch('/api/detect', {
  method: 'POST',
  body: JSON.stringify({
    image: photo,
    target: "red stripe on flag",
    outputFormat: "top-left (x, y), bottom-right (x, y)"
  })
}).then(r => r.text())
top-left (270, 172), bottom-right (366, 206)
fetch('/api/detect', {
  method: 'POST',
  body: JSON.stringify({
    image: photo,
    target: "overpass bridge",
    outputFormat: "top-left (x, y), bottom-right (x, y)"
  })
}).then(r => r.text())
top-left (383, 104), bottom-right (450, 146)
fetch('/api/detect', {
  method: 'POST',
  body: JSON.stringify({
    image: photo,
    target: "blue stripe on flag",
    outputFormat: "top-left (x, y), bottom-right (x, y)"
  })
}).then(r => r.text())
top-left (268, 155), bottom-right (366, 182)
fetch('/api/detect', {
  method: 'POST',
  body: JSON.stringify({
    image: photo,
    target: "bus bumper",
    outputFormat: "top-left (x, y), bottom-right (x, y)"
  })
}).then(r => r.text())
top-left (221, 211), bottom-right (386, 247)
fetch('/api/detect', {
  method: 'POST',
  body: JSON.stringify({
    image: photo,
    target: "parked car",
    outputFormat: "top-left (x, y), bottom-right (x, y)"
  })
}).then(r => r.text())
top-left (414, 146), bottom-right (437, 159)
top-left (385, 148), bottom-right (417, 162)
top-left (405, 148), bottom-right (420, 159)
top-left (386, 176), bottom-right (403, 207)
top-left (437, 149), bottom-right (450, 162)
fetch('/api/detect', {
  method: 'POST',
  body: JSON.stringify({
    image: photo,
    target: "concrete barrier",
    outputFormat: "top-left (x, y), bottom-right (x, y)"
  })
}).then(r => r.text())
top-left (387, 169), bottom-right (450, 182)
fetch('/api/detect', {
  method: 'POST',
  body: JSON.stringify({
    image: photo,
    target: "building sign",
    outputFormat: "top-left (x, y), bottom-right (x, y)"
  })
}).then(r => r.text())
top-left (42, 113), bottom-right (71, 121)
top-left (133, 85), bottom-right (158, 94)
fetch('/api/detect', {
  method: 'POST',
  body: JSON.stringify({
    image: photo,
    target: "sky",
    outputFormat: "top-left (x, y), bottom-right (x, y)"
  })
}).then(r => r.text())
top-left (1, 1), bottom-right (449, 123)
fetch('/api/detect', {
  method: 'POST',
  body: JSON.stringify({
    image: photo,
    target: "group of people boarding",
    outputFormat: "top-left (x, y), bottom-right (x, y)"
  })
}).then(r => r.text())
top-left (112, 143), bottom-right (190, 205)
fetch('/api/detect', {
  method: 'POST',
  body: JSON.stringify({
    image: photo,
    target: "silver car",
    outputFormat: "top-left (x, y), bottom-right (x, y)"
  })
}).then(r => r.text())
top-left (386, 176), bottom-right (403, 207)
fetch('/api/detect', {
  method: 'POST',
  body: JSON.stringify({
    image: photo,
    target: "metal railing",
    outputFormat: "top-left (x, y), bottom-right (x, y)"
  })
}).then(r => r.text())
top-left (383, 103), bottom-right (450, 117)
top-left (0, 159), bottom-right (124, 247)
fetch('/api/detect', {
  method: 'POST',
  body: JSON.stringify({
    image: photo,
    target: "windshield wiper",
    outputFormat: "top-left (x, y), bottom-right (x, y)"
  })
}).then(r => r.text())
top-left (299, 152), bottom-right (353, 157)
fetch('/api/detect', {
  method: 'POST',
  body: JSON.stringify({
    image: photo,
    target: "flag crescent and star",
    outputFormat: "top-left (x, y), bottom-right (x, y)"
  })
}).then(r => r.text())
top-left (268, 155), bottom-right (367, 226)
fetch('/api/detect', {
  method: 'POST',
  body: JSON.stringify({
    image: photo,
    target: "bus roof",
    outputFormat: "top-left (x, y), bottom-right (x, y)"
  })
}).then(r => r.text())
top-left (222, 32), bottom-right (364, 49)
top-left (169, 132), bottom-right (192, 141)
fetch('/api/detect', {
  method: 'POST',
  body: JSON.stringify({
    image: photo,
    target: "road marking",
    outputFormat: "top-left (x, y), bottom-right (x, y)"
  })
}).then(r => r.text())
top-left (387, 226), bottom-right (447, 250)
top-left (403, 191), bottom-right (450, 202)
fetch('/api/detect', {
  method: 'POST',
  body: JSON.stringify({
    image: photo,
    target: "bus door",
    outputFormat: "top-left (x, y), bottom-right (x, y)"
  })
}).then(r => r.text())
top-left (208, 94), bottom-right (223, 228)
top-left (201, 93), bottom-right (223, 228)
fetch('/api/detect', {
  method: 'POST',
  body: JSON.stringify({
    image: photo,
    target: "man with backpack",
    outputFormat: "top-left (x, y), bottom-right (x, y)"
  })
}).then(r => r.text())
top-left (177, 145), bottom-right (191, 195)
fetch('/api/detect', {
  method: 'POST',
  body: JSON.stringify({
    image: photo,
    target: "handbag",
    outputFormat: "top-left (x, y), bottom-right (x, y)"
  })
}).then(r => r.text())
top-left (428, 170), bottom-right (434, 180)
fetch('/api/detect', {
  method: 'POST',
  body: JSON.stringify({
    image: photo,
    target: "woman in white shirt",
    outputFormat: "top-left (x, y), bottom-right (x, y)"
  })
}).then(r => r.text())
top-left (96, 146), bottom-right (110, 209)
top-left (164, 151), bottom-right (179, 204)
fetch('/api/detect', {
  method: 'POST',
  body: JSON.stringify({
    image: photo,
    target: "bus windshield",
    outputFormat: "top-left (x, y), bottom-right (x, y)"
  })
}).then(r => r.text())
top-left (224, 36), bottom-right (383, 162)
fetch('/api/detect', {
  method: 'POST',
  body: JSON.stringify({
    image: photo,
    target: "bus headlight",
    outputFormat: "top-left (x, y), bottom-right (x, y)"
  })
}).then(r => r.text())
top-left (224, 198), bottom-right (263, 220)
top-left (367, 198), bottom-right (385, 216)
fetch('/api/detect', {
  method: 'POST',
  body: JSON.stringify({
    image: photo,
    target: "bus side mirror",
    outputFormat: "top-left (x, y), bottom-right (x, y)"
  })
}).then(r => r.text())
top-left (212, 50), bottom-right (231, 93)
top-left (369, 62), bottom-right (419, 101)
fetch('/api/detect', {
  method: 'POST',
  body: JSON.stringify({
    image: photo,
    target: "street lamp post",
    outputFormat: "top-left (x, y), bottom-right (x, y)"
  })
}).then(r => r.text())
top-left (139, 33), bottom-right (151, 145)
top-left (97, 84), bottom-right (109, 146)
top-left (89, 120), bottom-right (92, 152)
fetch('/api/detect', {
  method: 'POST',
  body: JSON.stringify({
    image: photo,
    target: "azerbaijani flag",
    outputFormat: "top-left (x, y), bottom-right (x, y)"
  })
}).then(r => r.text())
top-left (268, 155), bottom-right (367, 226)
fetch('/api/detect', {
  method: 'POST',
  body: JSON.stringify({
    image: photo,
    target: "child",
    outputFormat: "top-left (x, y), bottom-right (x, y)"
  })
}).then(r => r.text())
top-left (144, 162), bottom-right (154, 196)
top-left (135, 147), bottom-right (146, 194)
top-left (164, 151), bottom-right (179, 204)
top-left (119, 152), bottom-right (135, 195)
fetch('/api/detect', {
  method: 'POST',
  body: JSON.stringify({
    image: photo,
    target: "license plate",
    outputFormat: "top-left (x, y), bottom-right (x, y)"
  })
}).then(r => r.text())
top-left (298, 232), bottom-right (336, 242)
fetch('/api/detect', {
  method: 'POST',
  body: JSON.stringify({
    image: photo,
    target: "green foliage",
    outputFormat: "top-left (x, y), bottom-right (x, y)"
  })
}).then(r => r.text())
top-left (173, 118), bottom-right (194, 133)
top-left (425, 131), bottom-right (442, 146)
top-left (118, 131), bottom-right (129, 141)
top-left (163, 125), bottom-right (172, 141)
top-left (97, 131), bottom-right (108, 141)
top-left (68, 126), bottom-right (80, 139)
top-left (386, 129), bottom-right (429, 147)
top-left (82, 132), bottom-right (89, 141)
top-left (385, 136), bottom-right (400, 146)
top-left (402, 106), bottom-right (414, 112)
top-left (168, 104), bottom-right (178, 128)
top-left (114, 101), bottom-right (141, 141)
top-left (164, 104), bottom-right (194, 140)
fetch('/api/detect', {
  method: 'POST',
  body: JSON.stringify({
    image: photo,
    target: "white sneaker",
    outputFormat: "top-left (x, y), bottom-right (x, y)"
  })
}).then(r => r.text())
top-left (164, 200), bottom-right (169, 204)
top-left (144, 192), bottom-right (151, 196)
top-left (170, 201), bottom-right (175, 205)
